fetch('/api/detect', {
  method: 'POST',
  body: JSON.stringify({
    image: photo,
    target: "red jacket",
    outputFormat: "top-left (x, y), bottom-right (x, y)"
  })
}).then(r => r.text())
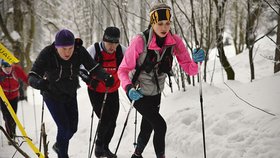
top-left (92, 50), bottom-right (120, 93)
top-left (0, 65), bottom-right (28, 100)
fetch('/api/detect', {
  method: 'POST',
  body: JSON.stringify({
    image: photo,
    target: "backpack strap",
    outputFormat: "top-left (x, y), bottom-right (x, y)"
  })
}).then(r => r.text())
top-left (94, 42), bottom-right (102, 63)
top-left (131, 33), bottom-right (147, 85)
top-left (94, 42), bottom-right (102, 64)
top-left (94, 42), bottom-right (123, 68)
top-left (116, 45), bottom-right (123, 68)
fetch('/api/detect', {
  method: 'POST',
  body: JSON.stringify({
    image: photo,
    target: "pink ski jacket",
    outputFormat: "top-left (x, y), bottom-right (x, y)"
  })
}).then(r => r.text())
top-left (118, 31), bottom-right (198, 95)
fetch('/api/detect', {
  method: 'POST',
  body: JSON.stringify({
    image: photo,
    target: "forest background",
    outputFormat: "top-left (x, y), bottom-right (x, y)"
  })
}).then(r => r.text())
top-left (1, 0), bottom-right (280, 86)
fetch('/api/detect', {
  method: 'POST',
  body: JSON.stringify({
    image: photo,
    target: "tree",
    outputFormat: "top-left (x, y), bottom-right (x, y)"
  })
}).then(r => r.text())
top-left (231, 0), bottom-right (245, 55)
top-left (202, 0), bottom-right (215, 82)
top-left (171, 0), bottom-right (193, 90)
top-left (214, 0), bottom-right (235, 80)
top-left (274, 6), bottom-right (280, 73)
top-left (245, 0), bottom-right (262, 81)
top-left (0, 0), bottom-right (35, 72)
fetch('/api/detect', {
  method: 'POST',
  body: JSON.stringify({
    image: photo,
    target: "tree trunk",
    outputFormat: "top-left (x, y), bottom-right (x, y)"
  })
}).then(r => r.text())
top-left (248, 47), bottom-right (255, 80)
top-left (274, 6), bottom-right (280, 73)
top-left (23, 0), bottom-right (35, 71)
top-left (245, 0), bottom-right (262, 81)
top-left (204, 0), bottom-right (214, 82)
top-left (246, 0), bottom-right (255, 81)
top-left (214, 0), bottom-right (235, 80)
top-left (217, 41), bottom-right (235, 80)
top-left (12, 0), bottom-right (24, 62)
top-left (0, 0), bottom-right (34, 72)
top-left (140, 1), bottom-right (146, 31)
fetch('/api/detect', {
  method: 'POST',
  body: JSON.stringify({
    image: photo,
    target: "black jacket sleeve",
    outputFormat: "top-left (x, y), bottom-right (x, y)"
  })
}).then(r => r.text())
top-left (28, 46), bottom-right (50, 90)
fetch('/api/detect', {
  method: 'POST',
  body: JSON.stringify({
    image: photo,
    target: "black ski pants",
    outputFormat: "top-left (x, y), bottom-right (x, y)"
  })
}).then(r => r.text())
top-left (88, 89), bottom-right (119, 149)
top-left (44, 96), bottom-right (78, 158)
top-left (0, 98), bottom-right (18, 139)
top-left (133, 94), bottom-right (167, 157)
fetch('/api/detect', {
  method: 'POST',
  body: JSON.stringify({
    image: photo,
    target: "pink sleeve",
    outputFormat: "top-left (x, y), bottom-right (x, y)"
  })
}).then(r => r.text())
top-left (173, 35), bottom-right (198, 76)
top-left (118, 35), bottom-right (144, 91)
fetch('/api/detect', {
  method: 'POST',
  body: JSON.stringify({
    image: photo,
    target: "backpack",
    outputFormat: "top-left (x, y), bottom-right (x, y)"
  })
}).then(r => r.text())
top-left (93, 42), bottom-right (123, 68)
top-left (132, 29), bottom-right (174, 93)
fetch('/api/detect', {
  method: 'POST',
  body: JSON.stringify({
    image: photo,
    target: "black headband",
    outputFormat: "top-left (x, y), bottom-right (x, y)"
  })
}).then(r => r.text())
top-left (150, 8), bottom-right (171, 25)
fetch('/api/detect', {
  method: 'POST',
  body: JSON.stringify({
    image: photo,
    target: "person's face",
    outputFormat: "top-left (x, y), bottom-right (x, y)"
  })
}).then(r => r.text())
top-left (56, 45), bottom-right (74, 60)
top-left (152, 20), bottom-right (171, 38)
top-left (2, 65), bottom-right (12, 74)
top-left (104, 42), bottom-right (119, 54)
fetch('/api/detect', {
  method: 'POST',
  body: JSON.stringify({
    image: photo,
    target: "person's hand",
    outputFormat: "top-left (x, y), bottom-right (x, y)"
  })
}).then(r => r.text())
top-left (19, 95), bottom-right (27, 101)
top-left (104, 75), bottom-right (114, 87)
top-left (79, 69), bottom-right (90, 83)
top-left (128, 88), bottom-right (143, 101)
top-left (37, 79), bottom-right (49, 91)
top-left (192, 48), bottom-right (205, 62)
top-left (89, 79), bottom-right (99, 89)
top-left (126, 84), bottom-right (143, 101)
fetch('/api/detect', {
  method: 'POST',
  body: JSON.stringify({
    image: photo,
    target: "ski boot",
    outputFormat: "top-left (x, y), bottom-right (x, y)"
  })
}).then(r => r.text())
top-left (103, 147), bottom-right (117, 158)
top-left (95, 143), bottom-right (105, 157)
top-left (52, 142), bottom-right (59, 154)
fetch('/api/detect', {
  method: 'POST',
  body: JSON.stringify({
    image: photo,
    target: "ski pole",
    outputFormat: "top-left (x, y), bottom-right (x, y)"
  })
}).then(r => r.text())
top-left (32, 88), bottom-right (38, 142)
top-left (0, 106), bottom-right (3, 147)
top-left (133, 109), bottom-right (137, 148)
top-left (198, 62), bottom-right (207, 158)
top-left (87, 107), bottom-right (95, 158)
top-left (114, 100), bottom-right (135, 155)
top-left (89, 88), bottom-right (109, 158)
top-left (39, 99), bottom-right (45, 151)
top-left (20, 100), bottom-right (25, 128)
top-left (115, 85), bottom-right (139, 154)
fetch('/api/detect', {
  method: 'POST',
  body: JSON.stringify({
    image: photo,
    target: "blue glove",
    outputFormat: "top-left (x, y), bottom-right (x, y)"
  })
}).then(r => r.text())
top-left (193, 48), bottom-right (205, 62)
top-left (128, 88), bottom-right (143, 101)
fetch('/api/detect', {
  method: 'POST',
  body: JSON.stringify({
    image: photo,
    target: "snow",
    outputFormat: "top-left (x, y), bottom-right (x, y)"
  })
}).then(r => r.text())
top-left (0, 36), bottom-right (280, 158)
top-left (10, 31), bottom-right (21, 41)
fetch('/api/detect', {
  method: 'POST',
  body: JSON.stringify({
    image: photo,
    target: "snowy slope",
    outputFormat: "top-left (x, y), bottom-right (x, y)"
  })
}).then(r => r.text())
top-left (0, 37), bottom-right (280, 158)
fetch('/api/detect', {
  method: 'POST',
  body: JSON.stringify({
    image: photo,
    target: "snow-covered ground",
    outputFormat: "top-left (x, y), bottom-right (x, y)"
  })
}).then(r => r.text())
top-left (0, 36), bottom-right (279, 158)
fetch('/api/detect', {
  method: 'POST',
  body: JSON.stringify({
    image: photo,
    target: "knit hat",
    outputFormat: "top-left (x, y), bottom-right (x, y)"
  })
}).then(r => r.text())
top-left (103, 27), bottom-right (120, 43)
top-left (1, 60), bottom-right (11, 67)
top-left (150, 3), bottom-right (171, 25)
top-left (55, 29), bottom-right (75, 47)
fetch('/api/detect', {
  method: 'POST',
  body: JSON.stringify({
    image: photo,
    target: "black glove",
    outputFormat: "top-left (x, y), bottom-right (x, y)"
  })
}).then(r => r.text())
top-left (37, 79), bottom-right (49, 91)
top-left (104, 75), bottom-right (114, 87)
top-left (89, 79), bottom-right (99, 89)
top-left (79, 69), bottom-right (90, 83)
top-left (19, 95), bottom-right (27, 101)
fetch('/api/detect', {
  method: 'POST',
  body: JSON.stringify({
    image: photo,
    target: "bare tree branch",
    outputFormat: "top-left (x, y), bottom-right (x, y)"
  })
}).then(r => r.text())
top-left (101, 0), bottom-right (116, 26)
top-left (112, 0), bottom-right (129, 44)
top-left (0, 12), bottom-right (14, 43)
top-left (173, 0), bottom-right (192, 24)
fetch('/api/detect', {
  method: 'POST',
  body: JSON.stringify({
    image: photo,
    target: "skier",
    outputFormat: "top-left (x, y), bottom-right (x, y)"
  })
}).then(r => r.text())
top-left (79, 26), bottom-right (126, 158)
top-left (28, 29), bottom-right (114, 158)
top-left (0, 60), bottom-right (28, 143)
top-left (117, 3), bottom-right (205, 158)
